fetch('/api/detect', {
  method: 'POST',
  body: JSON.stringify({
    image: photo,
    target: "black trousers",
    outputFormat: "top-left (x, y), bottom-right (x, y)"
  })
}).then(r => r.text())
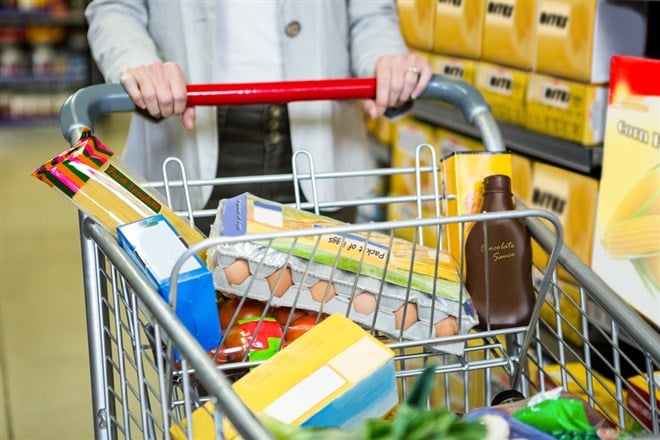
top-left (199, 104), bottom-right (355, 234)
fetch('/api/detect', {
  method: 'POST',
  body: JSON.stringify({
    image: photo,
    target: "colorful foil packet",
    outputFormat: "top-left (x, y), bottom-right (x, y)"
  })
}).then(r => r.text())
top-left (31, 128), bottom-right (206, 249)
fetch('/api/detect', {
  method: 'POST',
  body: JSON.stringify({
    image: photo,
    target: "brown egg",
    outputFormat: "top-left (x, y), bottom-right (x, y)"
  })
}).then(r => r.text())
top-left (224, 259), bottom-right (250, 285)
top-left (394, 302), bottom-right (418, 330)
top-left (309, 280), bottom-right (336, 304)
top-left (434, 316), bottom-right (458, 337)
top-left (353, 292), bottom-right (376, 315)
top-left (266, 267), bottom-right (293, 297)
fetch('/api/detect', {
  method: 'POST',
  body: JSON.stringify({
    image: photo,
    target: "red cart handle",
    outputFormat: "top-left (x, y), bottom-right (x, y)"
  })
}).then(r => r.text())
top-left (186, 78), bottom-right (377, 106)
top-left (60, 75), bottom-right (504, 152)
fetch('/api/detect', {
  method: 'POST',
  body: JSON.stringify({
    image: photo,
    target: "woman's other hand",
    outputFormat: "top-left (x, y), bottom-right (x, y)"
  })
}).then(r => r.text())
top-left (364, 52), bottom-right (432, 119)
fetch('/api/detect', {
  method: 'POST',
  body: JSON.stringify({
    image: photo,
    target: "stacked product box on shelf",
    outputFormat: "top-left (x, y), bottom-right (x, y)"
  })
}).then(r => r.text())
top-left (388, 117), bottom-right (437, 198)
top-left (474, 61), bottom-right (528, 127)
top-left (480, 0), bottom-right (537, 71)
top-left (433, 0), bottom-right (486, 59)
top-left (534, 0), bottom-right (648, 84)
top-left (592, 56), bottom-right (660, 329)
top-left (395, 0), bottom-right (649, 149)
top-left (428, 53), bottom-right (478, 85)
top-left (522, 160), bottom-right (599, 283)
top-left (396, 0), bottom-right (435, 52)
top-left (525, 73), bottom-right (608, 146)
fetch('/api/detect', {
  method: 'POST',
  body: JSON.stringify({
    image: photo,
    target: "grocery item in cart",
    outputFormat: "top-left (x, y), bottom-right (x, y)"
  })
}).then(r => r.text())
top-left (31, 128), bottom-right (207, 249)
top-left (207, 193), bottom-right (478, 355)
top-left (117, 215), bottom-right (221, 359)
top-left (171, 314), bottom-right (398, 438)
top-left (465, 174), bottom-right (534, 329)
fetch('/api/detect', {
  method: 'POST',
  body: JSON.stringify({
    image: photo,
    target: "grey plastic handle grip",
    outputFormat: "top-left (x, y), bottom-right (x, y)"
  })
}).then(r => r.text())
top-left (59, 75), bottom-right (505, 152)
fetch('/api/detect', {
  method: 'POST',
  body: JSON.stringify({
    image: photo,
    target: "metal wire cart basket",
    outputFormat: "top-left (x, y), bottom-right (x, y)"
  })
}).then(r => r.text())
top-left (56, 76), bottom-right (659, 439)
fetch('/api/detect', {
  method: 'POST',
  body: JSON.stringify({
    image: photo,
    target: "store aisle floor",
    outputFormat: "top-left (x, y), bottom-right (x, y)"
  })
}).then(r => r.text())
top-left (1, 114), bottom-right (130, 439)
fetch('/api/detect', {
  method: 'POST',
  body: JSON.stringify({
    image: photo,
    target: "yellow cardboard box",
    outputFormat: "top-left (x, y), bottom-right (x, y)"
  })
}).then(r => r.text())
top-left (481, 0), bottom-right (537, 71)
top-left (388, 130), bottom-right (532, 252)
top-left (534, 0), bottom-right (647, 83)
top-left (433, 0), bottom-right (486, 59)
top-left (525, 73), bottom-right (607, 146)
top-left (435, 127), bottom-right (483, 156)
top-left (397, 0), bottom-right (436, 52)
top-left (525, 161), bottom-right (599, 283)
top-left (592, 56), bottom-right (660, 328)
top-left (440, 151), bottom-right (513, 269)
top-left (171, 314), bottom-right (397, 439)
top-left (475, 62), bottom-right (527, 126)
top-left (389, 117), bottom-right (438, 197)
top-left (429, 54), bottom-right (477, 84)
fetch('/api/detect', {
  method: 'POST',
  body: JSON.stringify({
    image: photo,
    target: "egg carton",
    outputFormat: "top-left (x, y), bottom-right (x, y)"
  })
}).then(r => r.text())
top-left (207, 240), bottom-right (478, 355)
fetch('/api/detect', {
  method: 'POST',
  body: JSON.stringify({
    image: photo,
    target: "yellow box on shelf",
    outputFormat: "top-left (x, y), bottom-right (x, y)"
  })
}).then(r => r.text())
top-left (397, 0), bottom-right (436, 52)
top-left (534, 0), bottom-right (647, 83)
top-left (481, 0), bottom-right (537, 71)
top-left (525, 73), bottom-right (607, 146)
top-left (475, 61), bottom-right (528, 126)
top-left (440, 151), bottom-right (513, 270)
top-left (389, 117), bottom-right (438, 197)
top-left (435, 127), bottom-right (483, 156)
top-left (428, 53), bottom-right (477, 84)
top-left (433, 0), bottom-right (486, 59)
top-left (524, 160), bottom-right (599, 283)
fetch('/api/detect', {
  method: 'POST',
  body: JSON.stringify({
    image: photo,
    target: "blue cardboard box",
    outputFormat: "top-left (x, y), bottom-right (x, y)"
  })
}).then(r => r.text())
top-left (117, 215), bottom-right (220, 359)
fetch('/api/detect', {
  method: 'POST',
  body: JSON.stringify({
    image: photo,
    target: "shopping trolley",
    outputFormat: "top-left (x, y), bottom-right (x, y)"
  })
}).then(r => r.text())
top-left (59, 75), bottom-right (660, 439)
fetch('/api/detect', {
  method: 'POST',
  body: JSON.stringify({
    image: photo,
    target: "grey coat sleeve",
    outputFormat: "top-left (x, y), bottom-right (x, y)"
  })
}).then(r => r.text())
top-left (348, 0), bottom-right (409, 78)
top-left (85, 0), bottom-right (163, 82)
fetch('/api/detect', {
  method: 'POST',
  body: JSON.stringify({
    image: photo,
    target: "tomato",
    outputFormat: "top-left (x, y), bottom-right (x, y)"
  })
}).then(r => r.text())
top-left (272, 306), bottom-right (309, 327)
top-left (284, 314), bottom-right (321, 344)
top-left (216, 318), bottom-right (284, 363)
top-left (217, 298), bottom-right (265, 331)
top-left (216, 324), bottom-right (249, 363)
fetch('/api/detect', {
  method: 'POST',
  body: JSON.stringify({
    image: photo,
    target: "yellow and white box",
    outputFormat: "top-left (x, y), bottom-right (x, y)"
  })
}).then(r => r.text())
top-left (534, 0), bottom-right (647, 83)
top-left (397, 0), bottom-right (436, 52)
top-left (433, 0), bottom-right (486, 59)
top-left (592, 56), bottom-right (660, 328)
top-left (475, 61), bottom-right (528, 126)
top-left (429, 54), bottom-right (477, 84)
top-left (525, 161), bottom-right (599, 283)
top-left (481, 0), bottom-right (537, 71)
top-left (525, 72), bottom-right (607, 146)
top-left (171, 314), bottom-right (398, 439)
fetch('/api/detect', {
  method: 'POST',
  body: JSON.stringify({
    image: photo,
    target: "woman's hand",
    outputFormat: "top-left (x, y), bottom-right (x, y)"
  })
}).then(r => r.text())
top-left (119, 61), bottom-right (196, 130)
top-left (364, 52), bottom-right (432, 119)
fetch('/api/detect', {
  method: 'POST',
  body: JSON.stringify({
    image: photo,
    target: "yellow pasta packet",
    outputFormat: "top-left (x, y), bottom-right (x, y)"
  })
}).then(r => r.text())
top-left (31, 128), bottom-right (206, 250)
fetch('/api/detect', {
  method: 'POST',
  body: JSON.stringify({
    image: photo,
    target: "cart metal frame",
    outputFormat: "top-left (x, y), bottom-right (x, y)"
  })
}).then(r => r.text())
top-left (60, 76), bottom-right (660, 439)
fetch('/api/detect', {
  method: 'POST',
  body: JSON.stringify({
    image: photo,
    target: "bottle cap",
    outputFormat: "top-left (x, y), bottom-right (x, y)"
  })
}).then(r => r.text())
top-left (483, 174), bottom-right (511, 193)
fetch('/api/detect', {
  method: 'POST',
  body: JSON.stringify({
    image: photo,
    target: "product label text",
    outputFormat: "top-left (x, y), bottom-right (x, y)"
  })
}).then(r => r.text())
top-left (480, 241), bottom-right (516, 262)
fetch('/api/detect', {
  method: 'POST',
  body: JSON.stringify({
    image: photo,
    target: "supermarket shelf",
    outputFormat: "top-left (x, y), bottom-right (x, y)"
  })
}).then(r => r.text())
top-left (0, 10), bottom-right (86, 27)
top-left (1, 72), bottom-right (88, 88)
top-left (412, 100), bottom-right (603, 177)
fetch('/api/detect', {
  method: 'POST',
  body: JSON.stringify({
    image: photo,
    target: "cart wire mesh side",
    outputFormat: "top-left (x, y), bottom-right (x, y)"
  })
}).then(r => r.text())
top-left (60, 78), bottom-right (659, 439)
top-left (77, 159), bottom-right (660, 439)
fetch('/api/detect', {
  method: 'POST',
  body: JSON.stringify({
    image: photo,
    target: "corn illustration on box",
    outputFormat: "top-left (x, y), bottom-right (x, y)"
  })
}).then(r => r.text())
top-left (592, 56), bottom-right (660, 327)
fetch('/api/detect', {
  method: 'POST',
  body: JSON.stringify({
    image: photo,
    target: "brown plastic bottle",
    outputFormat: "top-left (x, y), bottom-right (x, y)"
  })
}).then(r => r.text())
top-left (464, 174), bottom-right (534, 329)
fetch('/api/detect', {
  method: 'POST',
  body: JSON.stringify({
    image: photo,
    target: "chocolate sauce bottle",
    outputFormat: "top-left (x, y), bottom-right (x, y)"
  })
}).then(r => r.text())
top-left (465, 174), bottom-right (534, 329)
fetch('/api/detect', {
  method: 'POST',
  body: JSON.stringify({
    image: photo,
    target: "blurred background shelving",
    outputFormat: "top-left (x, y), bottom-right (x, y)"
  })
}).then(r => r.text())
top-left (0, 0), bottom-right (96, 126)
